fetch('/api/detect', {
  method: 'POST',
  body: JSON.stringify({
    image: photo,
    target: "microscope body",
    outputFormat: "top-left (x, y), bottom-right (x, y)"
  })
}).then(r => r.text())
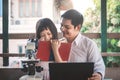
top-left (19, 39), bottom-right (43, 80)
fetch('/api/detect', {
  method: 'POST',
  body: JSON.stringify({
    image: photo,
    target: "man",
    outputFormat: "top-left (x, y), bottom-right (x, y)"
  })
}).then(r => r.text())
top-left (51, 9), bottom-right (105, 80)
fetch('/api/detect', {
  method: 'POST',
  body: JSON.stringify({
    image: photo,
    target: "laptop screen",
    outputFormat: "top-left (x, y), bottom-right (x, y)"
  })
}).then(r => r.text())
top-left (49, 62), bottom-right (94, 80)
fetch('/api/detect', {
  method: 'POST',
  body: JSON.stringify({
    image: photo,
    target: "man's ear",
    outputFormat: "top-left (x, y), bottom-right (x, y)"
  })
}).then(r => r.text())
top-left (75, 24), bottom-right (81, 31)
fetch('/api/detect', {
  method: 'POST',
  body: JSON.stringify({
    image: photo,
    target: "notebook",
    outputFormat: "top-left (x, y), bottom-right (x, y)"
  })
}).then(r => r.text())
top-left (36, 41), bottom-right (71, 61)
top-left (49, 62), bottom-right (94, 80)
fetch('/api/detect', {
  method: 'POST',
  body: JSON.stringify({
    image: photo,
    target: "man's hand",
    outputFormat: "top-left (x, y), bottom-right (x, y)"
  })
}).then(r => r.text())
top-left (88, 73), bottom-right (102, 80)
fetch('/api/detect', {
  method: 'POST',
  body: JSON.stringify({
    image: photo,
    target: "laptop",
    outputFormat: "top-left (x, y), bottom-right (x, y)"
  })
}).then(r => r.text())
top-left (49, 62), bottom-right (94, 80)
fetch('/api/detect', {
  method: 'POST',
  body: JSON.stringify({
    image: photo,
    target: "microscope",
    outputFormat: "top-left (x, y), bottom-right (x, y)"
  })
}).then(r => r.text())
top-left (19, 39), bottom-right (43, 80)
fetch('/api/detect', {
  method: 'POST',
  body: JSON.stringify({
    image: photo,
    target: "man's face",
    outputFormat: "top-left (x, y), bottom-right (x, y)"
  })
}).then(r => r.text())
top-left (60, 18), bottom-right (80, 42)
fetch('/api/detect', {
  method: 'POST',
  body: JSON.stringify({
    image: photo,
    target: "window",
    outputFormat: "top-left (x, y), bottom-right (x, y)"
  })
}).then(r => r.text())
top-left (0, 0), bottom-right (2, 17)
top-left (19, 0), bottom-right (42, 17)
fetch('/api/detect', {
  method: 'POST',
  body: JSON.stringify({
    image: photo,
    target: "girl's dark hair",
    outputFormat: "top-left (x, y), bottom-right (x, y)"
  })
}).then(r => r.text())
top-left (36, 18), bottom-right (58, 39)
top-left (61, 9), bottom-right (84, 27)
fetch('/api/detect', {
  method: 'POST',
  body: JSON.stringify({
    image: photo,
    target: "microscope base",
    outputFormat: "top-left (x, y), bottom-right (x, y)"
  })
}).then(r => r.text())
top-left (19, 75), bottom-right (43, 80)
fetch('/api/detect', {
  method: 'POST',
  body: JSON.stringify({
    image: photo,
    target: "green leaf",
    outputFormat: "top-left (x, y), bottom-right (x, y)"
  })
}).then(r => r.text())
top-left (110, 39), bottom-right (117, 46)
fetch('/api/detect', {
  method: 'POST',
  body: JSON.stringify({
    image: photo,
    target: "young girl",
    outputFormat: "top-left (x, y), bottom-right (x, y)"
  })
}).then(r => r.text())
top-left (36, 18), bottom-right (58, 80)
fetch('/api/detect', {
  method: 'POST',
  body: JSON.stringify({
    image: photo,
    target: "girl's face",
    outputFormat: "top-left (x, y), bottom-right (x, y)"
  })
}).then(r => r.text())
top-left (40, 28), bottom-right (53, 41)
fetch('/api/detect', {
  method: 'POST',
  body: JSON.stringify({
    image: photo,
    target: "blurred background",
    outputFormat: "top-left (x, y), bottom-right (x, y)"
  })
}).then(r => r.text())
top-left (0, 0), bottom-right (120, 68)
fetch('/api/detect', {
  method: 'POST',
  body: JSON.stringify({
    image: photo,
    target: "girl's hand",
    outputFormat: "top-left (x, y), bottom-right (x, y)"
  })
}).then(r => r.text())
top-left (50, 39), bottom-right (61, 52)
top-left (51, 39), bottom-right (63, 62)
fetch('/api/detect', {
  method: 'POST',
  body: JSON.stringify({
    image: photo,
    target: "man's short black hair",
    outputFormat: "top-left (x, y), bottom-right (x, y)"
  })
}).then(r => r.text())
top-left (61, 9), bottom-right (84, 27)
